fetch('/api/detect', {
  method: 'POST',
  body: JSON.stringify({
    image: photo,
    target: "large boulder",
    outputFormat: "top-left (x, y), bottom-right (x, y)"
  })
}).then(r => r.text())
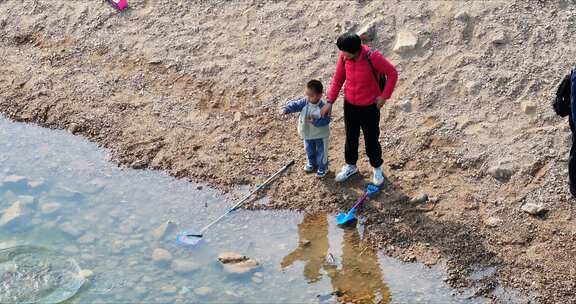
top-left (393, 30), bottom-right (418, 54)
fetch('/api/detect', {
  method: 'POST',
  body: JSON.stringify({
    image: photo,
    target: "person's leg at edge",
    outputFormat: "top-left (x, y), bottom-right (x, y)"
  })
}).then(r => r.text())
top-left (361, 104), bottom-right (384, 185)
top-left (569, 118), bottom-right (576, 196)
top-left (336, 101), bottom-right (360, 182)
top-left (344, 101), bottom-right (361, 166)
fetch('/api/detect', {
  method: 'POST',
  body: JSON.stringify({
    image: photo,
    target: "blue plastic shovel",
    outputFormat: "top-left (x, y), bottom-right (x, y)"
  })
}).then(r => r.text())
top-left (336, 184), bottom-right (380, 225)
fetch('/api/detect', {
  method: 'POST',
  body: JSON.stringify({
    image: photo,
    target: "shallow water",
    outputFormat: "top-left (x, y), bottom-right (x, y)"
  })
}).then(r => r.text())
top-left (0, 118), bottom-right (487, 303)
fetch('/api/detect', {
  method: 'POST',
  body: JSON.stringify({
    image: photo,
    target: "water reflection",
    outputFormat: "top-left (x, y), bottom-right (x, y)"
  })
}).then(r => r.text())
top-left (281, 213), bottom-right (390, 303)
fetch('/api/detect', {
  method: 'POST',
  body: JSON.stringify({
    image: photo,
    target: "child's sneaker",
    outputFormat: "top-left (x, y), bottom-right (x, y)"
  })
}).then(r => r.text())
top-left (316, 169), bottom-right (327, 178)
top-left (304, 164), bottom-right (315, 173)
top-left (335, 164), bottom-right (358, 182)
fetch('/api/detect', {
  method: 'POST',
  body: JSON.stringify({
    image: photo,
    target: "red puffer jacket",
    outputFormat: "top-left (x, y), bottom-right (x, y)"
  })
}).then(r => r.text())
top-left (327, 45), bottom-right (398, 106)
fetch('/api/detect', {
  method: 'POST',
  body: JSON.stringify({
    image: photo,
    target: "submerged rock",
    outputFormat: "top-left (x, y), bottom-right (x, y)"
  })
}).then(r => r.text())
top-left (160, 286), bottom-right (177, 295)
top-left (78, 269), bottom-right (94, 279)
top-left (171, 259), bottom-right (200, 274)
top-left (77, 233), bottom-right (97, 244)
top-left (0, 201), bottom-right (31, 228)
top-left (40, 202), bottom-right (62, 215)
top-left (59, 222), bottom-right (86, 238)
top-left (47, 185), bottom-right (83, 201)
top-left (152, 248), bottom-right (172, 264)
top-left (194, 286), bottom-right (213, 296)
top-left (3, 175), bottom-right (28, 189)
top-left (16, 195), bottom-right (36, 207)
top-left (151, 220), bottom-right (177, 240)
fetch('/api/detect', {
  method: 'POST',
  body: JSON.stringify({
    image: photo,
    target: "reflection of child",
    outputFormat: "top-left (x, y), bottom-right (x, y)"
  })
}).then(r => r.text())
top-left (280, 80), bottom-right (331, 177)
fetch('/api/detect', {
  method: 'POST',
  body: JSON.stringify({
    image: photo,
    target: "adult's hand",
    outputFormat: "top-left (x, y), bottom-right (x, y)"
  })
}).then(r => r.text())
top-left (320, 103), bottom-right (333, 117)
top-left (376, 96), bottom-right (386, 109)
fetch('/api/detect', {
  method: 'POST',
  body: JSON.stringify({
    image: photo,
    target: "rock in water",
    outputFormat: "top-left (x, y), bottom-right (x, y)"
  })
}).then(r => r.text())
top-left (16, 195), bottom-right (36, 207)
top-left (218, 252), bottom-right (248, 264)
top-left (160, 286), bottom-right (177, 295)
top-left (152, 248), bottom-right (172, 264)
top-left (78, 269), bottom-right (94, 279)
top-left (194, 287), bottom-right (213, 296)
top-left (151, 220), bottom-right (177, 240)
top-left (521, 203), bottom-right (548, 216)
top-left (171, 259), bottom-right (200, 274)
top-left (40, 202), bottom-right (62, 215)
top-left (223, 259), bottom-right (260, 274)
top-left (394, 30), bottom-right (418, 54)
top-left (218, 252), bottom-right (260, 274)
top-left (0, 202), bottom-right (31, 228)
top-left (2, 175), bottom-right (28, 190)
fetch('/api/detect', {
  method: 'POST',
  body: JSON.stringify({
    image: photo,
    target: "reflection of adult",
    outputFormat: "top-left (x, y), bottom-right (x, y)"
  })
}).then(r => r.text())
top-left (280, 214), bottom-right (329, 283)
top-left (320, 33), bottom-right (398, 186)
top-left (280, 213), bottom-right (391, 303)
top-left (324, 228), bottom-right (391, 304)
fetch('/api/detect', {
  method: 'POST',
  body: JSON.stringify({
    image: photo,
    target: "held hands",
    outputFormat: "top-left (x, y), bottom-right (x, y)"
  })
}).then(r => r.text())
top-left (320, 103), bottom-right (332, 117)
top-left (376, 96), bottom-right (386, 109)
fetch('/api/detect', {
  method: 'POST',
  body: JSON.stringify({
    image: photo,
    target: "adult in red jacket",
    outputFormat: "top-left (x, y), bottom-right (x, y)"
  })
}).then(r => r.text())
top-left (320, 33), bottom-right (398, 186)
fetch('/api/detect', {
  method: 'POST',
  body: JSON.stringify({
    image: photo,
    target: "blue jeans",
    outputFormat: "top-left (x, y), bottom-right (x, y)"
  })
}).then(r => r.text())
top-left (304, 137), bottom-right (329, 172)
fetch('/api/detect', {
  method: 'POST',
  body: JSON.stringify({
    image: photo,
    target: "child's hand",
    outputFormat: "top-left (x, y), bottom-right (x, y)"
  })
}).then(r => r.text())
top-left (278, 107), bottom-right (286, 115)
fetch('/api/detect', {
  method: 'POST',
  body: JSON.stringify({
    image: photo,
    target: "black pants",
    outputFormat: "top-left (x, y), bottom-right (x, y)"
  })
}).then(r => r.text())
top-left (343, 101), bottom-right (384, 168)
top-left (569, 117), bottom-right (576, 197)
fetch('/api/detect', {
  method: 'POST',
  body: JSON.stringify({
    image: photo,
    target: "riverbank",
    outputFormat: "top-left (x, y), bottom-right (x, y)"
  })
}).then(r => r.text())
top-left (2, 1), bottom-right (576, 302)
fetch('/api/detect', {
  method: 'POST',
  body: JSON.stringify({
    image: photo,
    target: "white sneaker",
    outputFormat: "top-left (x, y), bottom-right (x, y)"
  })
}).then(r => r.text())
top-left (335, 164), bottom-right (359, 182)
top-left (373, 166), bottom-right (385, 186)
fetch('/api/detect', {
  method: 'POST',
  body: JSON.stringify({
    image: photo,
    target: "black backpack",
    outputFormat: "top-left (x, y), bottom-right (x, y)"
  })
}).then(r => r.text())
top-left (366, 50), bottom-right (387, 93)
top-left (342, 49), bottom-right (387, 93)
top-left (553, 71), bottom-right (573, 117)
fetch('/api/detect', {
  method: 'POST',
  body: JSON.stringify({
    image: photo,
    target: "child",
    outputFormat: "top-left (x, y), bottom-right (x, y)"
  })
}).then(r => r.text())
top-left (280, 80), bottom-right (331, 177)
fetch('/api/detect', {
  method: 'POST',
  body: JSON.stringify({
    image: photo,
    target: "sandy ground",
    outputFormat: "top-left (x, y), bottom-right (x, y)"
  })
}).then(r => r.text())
top-left (2, 0), bottom-right (576, 302)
